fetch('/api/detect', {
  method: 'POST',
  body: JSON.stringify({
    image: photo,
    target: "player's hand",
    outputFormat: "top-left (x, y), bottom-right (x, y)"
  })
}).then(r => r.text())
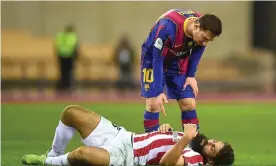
top-left (183, 124), bottom-right (198, 140)
top-left (158, 123), bottom-right (173, 133)
top-left (183, 77), bottom-right (199, 98)
top-left (157, 93), bottom-right (168, 116)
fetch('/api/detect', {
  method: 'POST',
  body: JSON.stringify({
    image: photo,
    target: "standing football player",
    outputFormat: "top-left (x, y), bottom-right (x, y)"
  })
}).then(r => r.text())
top-left (141, 9), bottom-right (222, 132)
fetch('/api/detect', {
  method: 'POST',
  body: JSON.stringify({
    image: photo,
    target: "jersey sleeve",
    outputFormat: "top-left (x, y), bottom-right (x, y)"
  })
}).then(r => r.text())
top-left (152, 20), bottom-right (175, 96)
top-left (187, 46), bottom-right (205, 77)
top-left (182, 150), bottom-right (204, 166)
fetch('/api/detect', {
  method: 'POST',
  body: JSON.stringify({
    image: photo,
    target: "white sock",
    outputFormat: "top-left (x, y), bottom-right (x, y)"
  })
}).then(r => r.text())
top-left (48, 121), bottom-right (75, 157)
top-left (45, 153), bottom-right (70, 166)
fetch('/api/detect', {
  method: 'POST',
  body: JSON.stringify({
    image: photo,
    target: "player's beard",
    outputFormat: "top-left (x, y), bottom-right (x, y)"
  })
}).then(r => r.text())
top-left (190, 133), bottom-right (208, 155)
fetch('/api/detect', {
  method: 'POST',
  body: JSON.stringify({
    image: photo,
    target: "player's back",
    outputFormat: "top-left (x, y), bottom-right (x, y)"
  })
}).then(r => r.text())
top-left (133, 131), bottom-right (203, 165)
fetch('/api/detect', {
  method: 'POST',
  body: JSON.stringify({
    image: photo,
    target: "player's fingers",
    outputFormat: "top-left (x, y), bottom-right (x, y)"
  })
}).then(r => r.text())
top-left (191, 86), bottom-right (197, 97)
top-left (187, 123), bottom-right (193, 127)
top-left (185, 123), bottom-right (195, 128)
top-left (167, 125), bottom-right (173, 132)
top-left (165, 124), bottom-right (170, 132)
top-left (163, 95), bottom-right (169, 104)
top-left (160, 102), bottom-right (166, 116)
top-left (160, 125), bottom-right (165, 133)
top-left (183, 124), bottom-right (188, 128)
top-left (162, 124), bottom-right (169, 133)
top-left (183, 83), bottom-right (188, 90)
top-left (195, 85), bottom-right (199, 97)
top-left (159, 126), bottom-right (163, 133)
top-left (161, 125), bottom-right (164, 133)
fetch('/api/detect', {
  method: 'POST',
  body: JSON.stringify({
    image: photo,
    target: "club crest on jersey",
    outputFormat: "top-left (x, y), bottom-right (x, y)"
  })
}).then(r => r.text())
top-left (172, 132), bottom-right (180, 142)
top-left (144, 84), bottom-right (150, 91)
top-left (154, 38), bottom-right (163, 50)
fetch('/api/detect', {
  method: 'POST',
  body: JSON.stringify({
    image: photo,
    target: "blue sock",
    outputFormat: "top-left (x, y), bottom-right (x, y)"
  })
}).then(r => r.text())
top-left (181, 110), bottom-right (200, 131)
top-left (144, 110), bottom-right (160, 132)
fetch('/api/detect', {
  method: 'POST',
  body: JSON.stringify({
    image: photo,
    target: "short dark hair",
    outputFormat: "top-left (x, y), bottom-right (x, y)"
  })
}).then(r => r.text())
top-left (198, 14), bottom-right (222, 37)
top-left (213, 142), bottom-right (235, 165)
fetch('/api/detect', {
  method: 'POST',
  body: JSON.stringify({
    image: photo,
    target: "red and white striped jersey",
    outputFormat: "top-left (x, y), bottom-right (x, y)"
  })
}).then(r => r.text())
top-left (133, 131), bottom-right (204, 165)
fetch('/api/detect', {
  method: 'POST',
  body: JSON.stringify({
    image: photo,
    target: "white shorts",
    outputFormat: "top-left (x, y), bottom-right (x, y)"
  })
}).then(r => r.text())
top-left (82, 116), bottom-right (134, 166)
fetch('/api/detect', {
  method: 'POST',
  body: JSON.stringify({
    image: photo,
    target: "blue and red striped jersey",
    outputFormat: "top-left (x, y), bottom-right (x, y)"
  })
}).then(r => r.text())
top-left (141, 9), bottom-right (205, 95)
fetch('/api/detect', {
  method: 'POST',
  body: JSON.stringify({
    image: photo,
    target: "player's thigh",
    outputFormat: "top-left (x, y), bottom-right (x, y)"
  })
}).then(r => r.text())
top-left (165, 74), bottom-right (195, 100)
top-left (176, 84), bottom-right (196, 110)
top-left (82, 116), bottom-right (122, 147)
top-left (101, 129), bottom-right (134, 166)
top-left (68, 146), bottom-right (110, 166)
top-left (61, 105), bottom-right (101, 138)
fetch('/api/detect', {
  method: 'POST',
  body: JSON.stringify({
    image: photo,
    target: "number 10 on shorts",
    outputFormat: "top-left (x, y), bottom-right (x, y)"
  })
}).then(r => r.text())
top-left (142, 68), bottom-right (154, 83)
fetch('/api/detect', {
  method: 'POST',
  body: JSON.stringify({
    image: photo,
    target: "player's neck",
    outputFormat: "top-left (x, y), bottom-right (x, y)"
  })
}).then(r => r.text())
top-left (184, 18), bottom-right (194, 38)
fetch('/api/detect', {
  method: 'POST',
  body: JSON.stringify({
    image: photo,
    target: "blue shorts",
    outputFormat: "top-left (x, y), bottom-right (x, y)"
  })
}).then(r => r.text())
top-left (141, 71), bottom-right (195, 100)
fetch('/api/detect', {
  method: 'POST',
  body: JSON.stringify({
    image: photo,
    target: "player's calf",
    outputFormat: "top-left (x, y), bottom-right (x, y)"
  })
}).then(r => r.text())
top-left (144, 98), bottom-right (161, 132)
top-left (178, 98), bottom-right (199, 130)
top-left (47, 105), bottom-right (101, 158)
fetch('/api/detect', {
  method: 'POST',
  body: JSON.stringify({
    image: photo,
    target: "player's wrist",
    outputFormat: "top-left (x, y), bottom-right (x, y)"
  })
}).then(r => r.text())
top-left (182, 133), bottom-right (194, 141)
top-left (156, 91), bottom-right (163, 97)
top-left (187, 73), bottom-right (195, 77)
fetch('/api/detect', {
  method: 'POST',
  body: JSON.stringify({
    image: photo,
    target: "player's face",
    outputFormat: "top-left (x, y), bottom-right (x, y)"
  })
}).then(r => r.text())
top-left (191, 133), bottom-right (225, 164)
top-left (202, 139), bottom-right (225, 159)
top-left (192, 25), bottom-right (215, 46)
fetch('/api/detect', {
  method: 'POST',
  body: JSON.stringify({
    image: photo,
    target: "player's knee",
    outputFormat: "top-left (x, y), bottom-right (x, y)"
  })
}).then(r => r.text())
top-left (67, 148), bottom-right (81, 165)
top-left (72, 146), bottom-right (87, 158)
top-left (179, 100), bottom-right (196, 111)
top-left (61, 105), bottom-right (82, 124)
top-left (62, 105), bottom-right (80, 118)
top-left (146, 98), bottom-right (161, 112)
top-left (146, 102), bottom-right (160, 112)
top-left (68, 147), bottom-right (89, 166)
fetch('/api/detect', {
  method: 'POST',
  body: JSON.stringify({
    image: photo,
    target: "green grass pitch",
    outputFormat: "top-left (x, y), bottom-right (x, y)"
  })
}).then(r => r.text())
top-left (2, 102), bottom-right (276, 166)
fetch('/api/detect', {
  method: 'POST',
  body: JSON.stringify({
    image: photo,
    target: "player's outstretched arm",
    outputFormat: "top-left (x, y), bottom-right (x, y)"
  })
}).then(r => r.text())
top-left (151, 24), bottom-right (173, 115)
top-left (184, 46), bottom-right (205, 97)
top-left (159, 124), bottom-right (198, 166)
top-left (152, 27), bottom-right (169, 97)
top-left (187, 46), bottom-right (205, 78)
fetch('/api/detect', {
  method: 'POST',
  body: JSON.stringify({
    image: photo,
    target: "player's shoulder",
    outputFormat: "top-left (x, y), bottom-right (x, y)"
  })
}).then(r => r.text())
top-left (157, 17), bottom-right (177, 28)
top-left (153, 18), bottom-right (177, 37)
top-left (172, 9), bottom-right (202, 21)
